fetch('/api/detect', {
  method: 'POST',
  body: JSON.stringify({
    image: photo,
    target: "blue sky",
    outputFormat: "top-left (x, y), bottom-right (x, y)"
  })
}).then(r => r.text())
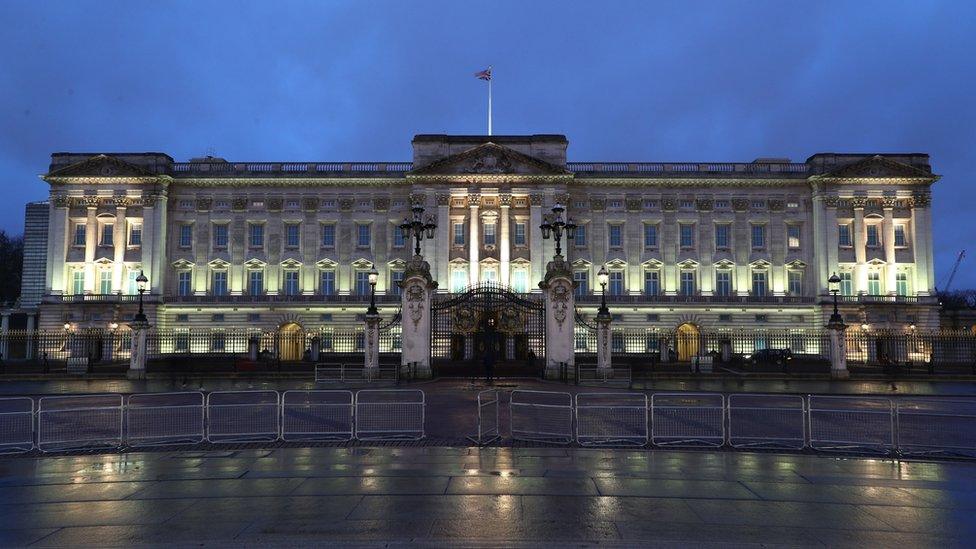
top-left (1, 0), bottom-right (973, 287)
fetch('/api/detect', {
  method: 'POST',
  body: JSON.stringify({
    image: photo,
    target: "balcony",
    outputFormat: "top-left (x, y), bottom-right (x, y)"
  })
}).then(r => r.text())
top-left (166, 294), bottom-right (402, 305)
top-left (819, 294), bottom-right (940, 305)
top-left (43, 294), bottom-right (162, 304)
top-left (575, 294), bottom-right (815, 305)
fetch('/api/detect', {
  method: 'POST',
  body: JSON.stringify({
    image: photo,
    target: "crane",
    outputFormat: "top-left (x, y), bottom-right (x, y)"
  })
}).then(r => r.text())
top-left (938, 250), bottom-right (966, 292)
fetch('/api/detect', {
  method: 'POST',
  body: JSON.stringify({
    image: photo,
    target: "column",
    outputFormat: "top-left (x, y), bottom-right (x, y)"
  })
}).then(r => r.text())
top-left (499, 196), bottom-right (511, 286)
top-left (824, 198), bottom-right (840, 293)
top-left (468, 197), bottom-right (480, 285)
top-left (113, 201), bottom-right (127, 292)
top-left (84, 201), bottom-right (97, 293)
top-left (853, 203), bottom-right (867, 293)
top-left (400, 258), bottom-right (436, 377)
top-left (541, 264), bottom-right (575, 379)
top-left (911, 191), bottom-right (934, 295)
top-left (127, 318), bottom-right (149, 380)
top-left (883, 203), bottom-right (896, 294)
top-left (47, 197), bottom-right (70, 295)
top-left (530, 194), bottom-right (544, 285)
top-left (626, 212), bottom-right (642, 294)
top-left (435, 194), bottom-right (450, 287)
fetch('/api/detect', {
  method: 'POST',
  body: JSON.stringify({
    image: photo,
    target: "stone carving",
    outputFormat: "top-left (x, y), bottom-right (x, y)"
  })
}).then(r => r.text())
top-left (436, 193), bottom-right (450, 206)
top-left (497, 307), bottom-right (523, 335)
top-left (339, 198), bottom-right (354, 211)
top-left (499, 194), bottom-right (513, 207)
top-left (590, 198), bottom-right (605, 211)
top-left (731, 198), bottom-right (749, 212)
top-left (405, 282), bottom-right (427, 328)
top-left (267, 198), bottom-right (283, 212)
top-left (302, 197), bottom-right (318, 212)
top-left (467, 194), bottom-right (481, 207)
top-left (822, 195), bottom-right (839, 208)
top-left (549, 279), bottom-right (571, 330)
top-left (231, 198), bottom-right (248, 211)
top-left (463, 152), bottom-right (513, 174)
top-left (626, 198), bottom-right (642, 212)
top-left (373, 197), bottom-right (390, 211)
top-left (913, 190), bottom-right (932, 207)
top-left (768, 199), bottom-right (785, 211)
top-left (662, 198), bottom-right (678, 212)
top-left (695, 199), bottom-right (713, 211)
top-left (409, 193), bottom-right (426, 207)
top-left (196, 198), bottom-right (212, 211)
top-left (849, 196), bottom-right (868, 209)
top-left (52, 194), bottom-right (72, 208)
top-left (82, 195), bottom-right (101, 208)
top-left (555, 193), bottom-right (569, 205)
top-left (452, 308), bottom-right (478, 333)
top-left (881, 196), bottom-right (898, 209)
top-left (529, 194), bottom-right (543, 206)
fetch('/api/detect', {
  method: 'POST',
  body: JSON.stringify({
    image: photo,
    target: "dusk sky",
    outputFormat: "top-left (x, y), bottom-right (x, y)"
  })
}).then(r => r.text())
top-left (1, 1), bottom-right (973, 287)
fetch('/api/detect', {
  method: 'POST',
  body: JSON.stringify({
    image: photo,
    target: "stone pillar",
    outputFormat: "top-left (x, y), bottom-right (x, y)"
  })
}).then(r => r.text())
top-left (912, 190), bottom-right (935, 295)
top-left (47, 196), bottom-right (70, 295)
top-left (499, 196), bottom-right (511, 286)
top-left (25, 313), bottom-right (35, 359)
top-left (309, 336), bottom-right (320, 363)
top-left (468, 197), bottom-right (480, 285)
top-left (530, 194), bottom-right (544, 286)
top-left (827, 319), bottom-right (849, 379)
top-left (400, 256), bottom-right (437, 378)
top-left (0, 312), bottom-right (9, 360)
top-left (113, 201), bottom-right (127, 292)
top-left (127, 319), bottom-right (150, 380)
top-left (853, 202), bottom-right (867, 294)
top-left (596, 312), bottom-right (612, 371)
top-left (84, 201), bottom-right (98, 293)
top-left (539, 257), bottom-right (575, 379)
top-left (824, 196), bottom-right (840, 293)
top-left (883, 203), bottom-right (896, 294)
top-left (364, 312), bottom-right (380, 373)
top-left (435, 194), bottom-right (450, 285)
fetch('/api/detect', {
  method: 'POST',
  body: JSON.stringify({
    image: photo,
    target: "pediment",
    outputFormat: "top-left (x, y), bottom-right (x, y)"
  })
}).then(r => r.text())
top-left (47, 155), bottom-right (155, 178)
top-left (409, 143), bottom-right (570, 176)
top-left (280, 258), bottom-right (302, 269)
top-left (316, 258), bottom-right (338, 268)
top-left (825, 156), bottom-right (933, 179)
top-left (172, 258), bottom-right (194, 269)
top-left (713, 259), bottom-right (735, 269)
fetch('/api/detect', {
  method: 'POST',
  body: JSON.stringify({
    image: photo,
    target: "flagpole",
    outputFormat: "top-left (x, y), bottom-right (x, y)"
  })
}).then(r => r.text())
top-left (487, 74), bottom-right (493, 136)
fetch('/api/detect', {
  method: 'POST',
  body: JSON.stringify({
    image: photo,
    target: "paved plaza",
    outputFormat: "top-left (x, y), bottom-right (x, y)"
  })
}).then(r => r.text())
top-left (0, 446), bottom-right (972, 547)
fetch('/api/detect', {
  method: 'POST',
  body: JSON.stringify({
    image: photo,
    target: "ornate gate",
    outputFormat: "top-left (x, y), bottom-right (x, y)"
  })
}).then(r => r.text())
top-left (430, 283), bottom-right (545, 373)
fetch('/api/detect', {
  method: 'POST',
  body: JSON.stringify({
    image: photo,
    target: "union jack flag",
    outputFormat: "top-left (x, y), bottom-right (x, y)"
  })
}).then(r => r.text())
top-left (474, 67), bottom-right (492, 81)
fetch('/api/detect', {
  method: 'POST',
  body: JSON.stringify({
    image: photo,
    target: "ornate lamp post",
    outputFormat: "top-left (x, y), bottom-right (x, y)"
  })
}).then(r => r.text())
top-left (539, 203), bottom-right (577, 258)
top-left (597, 265), bottom-right (610, 319)
top-left (366, 263), bottom-right (379, 315)
top-left (400, 204), bottom-right (437, 257)
top-left (827, 272), bottom-right (842, 324)
top-left (134, 270), bottom-right (149, 323)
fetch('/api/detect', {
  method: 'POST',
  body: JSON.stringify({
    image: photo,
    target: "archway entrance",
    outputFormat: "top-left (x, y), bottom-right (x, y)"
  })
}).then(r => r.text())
top-left (676, 323), bottom-right (700, 362)
top-left (278, 322), bottom-right (304, 361)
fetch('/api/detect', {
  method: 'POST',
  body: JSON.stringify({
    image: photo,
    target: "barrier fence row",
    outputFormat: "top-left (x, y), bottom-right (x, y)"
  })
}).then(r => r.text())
top-left (506, 390), bottom-right (976, 457)
top-left (0, 389), bottom-right (424, 453)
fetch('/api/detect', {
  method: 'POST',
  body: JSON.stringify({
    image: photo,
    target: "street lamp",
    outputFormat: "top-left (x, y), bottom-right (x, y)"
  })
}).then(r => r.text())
top-left (366, 263), bottom-right (379, 315)
top-left (597, 265), bottom-right (610, 318)
top-left (539, 203), bottom-right (577, 258)
top-left (134, 270), bottom-right (148, 323)
top-left (399, 204), bottom-right (437, 257)
top-left (827, 272), bottom-right (842, 324)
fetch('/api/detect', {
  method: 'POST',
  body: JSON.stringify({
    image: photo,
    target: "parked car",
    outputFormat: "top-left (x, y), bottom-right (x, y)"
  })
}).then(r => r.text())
top-left (748, 348), bottom-right (793, 367)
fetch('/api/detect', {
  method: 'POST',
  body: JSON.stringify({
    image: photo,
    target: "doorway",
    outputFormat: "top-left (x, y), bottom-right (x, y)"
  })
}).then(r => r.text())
top-left (278, 322), bottom-right (304, 361)
top-left (676, 322), bottom-right (700, 362)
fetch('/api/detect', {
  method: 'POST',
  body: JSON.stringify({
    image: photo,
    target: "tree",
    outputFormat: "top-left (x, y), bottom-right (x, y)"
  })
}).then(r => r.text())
top-left (0, 231), bottom-right (24, 306)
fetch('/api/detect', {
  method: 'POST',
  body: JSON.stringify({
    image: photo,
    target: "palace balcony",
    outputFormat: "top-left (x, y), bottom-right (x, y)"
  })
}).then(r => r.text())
top-left (817, 294), bottom-right (940, 305)
top-left (166, 294), bottom-right (402, 305)
top-left (42, 294), bottom-right (163, 304)
top-left (575, 294), bottom-right (816, 305)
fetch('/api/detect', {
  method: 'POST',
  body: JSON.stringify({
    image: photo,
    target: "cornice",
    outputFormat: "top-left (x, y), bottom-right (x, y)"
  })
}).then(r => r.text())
top-left (809, 175), bottom-right (939, 185)
top-left (43, 175), bottom-right (170, 186)
top-left (406, 174), bottom-right (573, 184)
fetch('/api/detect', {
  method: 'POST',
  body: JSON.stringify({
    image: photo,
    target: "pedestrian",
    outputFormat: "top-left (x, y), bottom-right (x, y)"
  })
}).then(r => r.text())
top-left (527, 348), bottom-right (536, 374)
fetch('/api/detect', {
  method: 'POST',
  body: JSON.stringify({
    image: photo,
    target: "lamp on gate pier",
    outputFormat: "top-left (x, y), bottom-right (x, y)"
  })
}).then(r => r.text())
top-left (539, 203), bottom-right (577, 259)
top-left (366, 263), bottom-right (379, 316)
top-left (597, 265), bottom-right (610, 319)
top-left (827, 272), bottom-right (842, 325)
top-left (134, 270), bottom-right (149, 323)
top-left (399, 204), bottom-right (437, 257)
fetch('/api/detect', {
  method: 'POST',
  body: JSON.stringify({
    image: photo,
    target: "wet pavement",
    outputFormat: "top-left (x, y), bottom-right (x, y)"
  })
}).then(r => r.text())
top-left (0, 446), bottom-right (973, 546)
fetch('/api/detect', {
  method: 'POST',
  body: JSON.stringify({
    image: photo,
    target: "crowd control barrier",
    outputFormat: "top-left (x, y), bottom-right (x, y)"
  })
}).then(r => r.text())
top-left (651, 393), bottom-right (725, 447)
top-left (510, 390), bottom-right (574, 444)
top-left (355, 390), bottom-right (425, 440)
top-left (126, 392), bottom-right (205, 447)
top-left (575, 392), bottom-right (648, 446)
top-left (206, 390), bottom-right (281, 443)
top-left (281, 390), bottom-right (355, 441)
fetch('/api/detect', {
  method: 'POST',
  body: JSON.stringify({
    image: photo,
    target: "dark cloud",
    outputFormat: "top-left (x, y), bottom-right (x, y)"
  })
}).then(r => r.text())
top-left (0, 0), bottom-right (973, 286)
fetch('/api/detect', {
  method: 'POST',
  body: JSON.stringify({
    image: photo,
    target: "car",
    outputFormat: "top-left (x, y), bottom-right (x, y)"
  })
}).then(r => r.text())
top-left (748, 348), bottom-right (793, 367)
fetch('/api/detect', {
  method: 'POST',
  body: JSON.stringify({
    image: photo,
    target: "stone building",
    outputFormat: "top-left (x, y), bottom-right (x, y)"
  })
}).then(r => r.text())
top-left (11, 134), bottom-right (941, 350)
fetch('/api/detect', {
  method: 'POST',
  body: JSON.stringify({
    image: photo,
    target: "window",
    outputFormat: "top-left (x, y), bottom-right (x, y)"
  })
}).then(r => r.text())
top-left (393, 225), bottom-right (406, 248)
top-left (646, 314), bottom-right (659, 322)
top-left (248, 224), bottom-right (264, 248)
top-left (714, 200), bottom-right (730, 209)
top-left (715, 271), bottom-right (731, 296)
top-left (755, 314), bottom-right (769, 323)
top-left (715, 224), bottom-right (730, 249)
top-left (573, 271), bottom-right (588, 297)
top-left (573, 224), bottom-right (585, 247)
top-left (453, 222), bottom-right (464, 246)
top-left (787, 224), bottom-right (801, 249)
top-left (177, 271), bottom-right (191, 296)
top-left (482, 268), bottom-right (497, 283)
top-left (248, 270), bottom-right (263, 295)
top-left (839, 272), bottom-right (853, 296)
top-left (357, 224), bottom-right (371, 248)
top-left (73, 223), bottom-right (86, 246)
top-left (247, 313), bottom-right (261, 322)
top-left (680, 271), bottom-right (696, 296)
top-left (285, 224), bottom-right (300, 248)
top-left (321, 224), bottom-right (335, 248)
top-left (179, 224), bottom-right (192, 248)
top-left (608, 225), bottom-right (623, 248)
top-left (751, 200), bottom-right (765, 208)
top-left (608, 271), bottom-right (624, 295)
top-left (719, 314), bottom-right (732, 322)
top-left (320, 314), bottom-right (333, 322)
top-left (71, 271), bottom-right (85, 295)
top-left (128, 223), bottom-right (142, 246)
top-left (512, 269), bottom-right (528, 293)
top-left (391, 270), bottom-right (404, 295)
top-left (894, 225), bottom-right (907, 247)
top-left (788, 271), bottom-right (802, 295)
top-left (679, 224), bottom-right (695, 248)
top-left (212, 271), bottom-right (228, 296)
top-left (838, 224), bottom-right (852, 247)
top-left (98, 270), bottom-right (112, 294)
top-left (126, 270), bottom-right (139, 294)
top-left (644, 270), bottom-right (660, 296)
top-left (866, 225), bottom-right (880, 247)
top-left (643, 224), bottom-right (658, 248)
top-left (320, 270), bottom-right (335, 295)
top-left (896, 272), bottom-right (910, 296)
top-left (679, 199), bottom-right (694, 209)
top-left (355, 270), bottom-right (371, 295)
top-left (752, 271), bottom-right (767, 296)
top-left (176, 314), bottom-right (189, 323)
top-left (100, 223), bottom-right (114, 247)
top-left (283, 270), bottom-right (299, 295)
top-left (868, 272), bottom-right (881, 295)
top-left (514, 222), bottom-right (526, 246)
top-left (483, 222), bottom-right (496, 245)
top-left (212, 224), bottom-right (228, 248)
top-left (751, 224), bottom-right (765, 248)
top-left (451, 269), bottom-right (467, 293)
top-left (211, 314), bottom-right (224, 322)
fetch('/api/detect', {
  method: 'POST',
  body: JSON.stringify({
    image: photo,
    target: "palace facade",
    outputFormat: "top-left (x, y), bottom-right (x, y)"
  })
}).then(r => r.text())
top-left (12, 134), bottom-right (940, 339)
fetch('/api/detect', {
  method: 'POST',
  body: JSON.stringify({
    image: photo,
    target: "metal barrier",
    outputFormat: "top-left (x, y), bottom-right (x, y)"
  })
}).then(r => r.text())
top-left (37, 394), bottom-right (124, 452)
top-left (467, 390), bottom-right (501, 445)
top-left (808, 395), bottom-right (894, 454)
top-left (576, 366), bottom-right (632, 387)
top-left (281, 390), bottom-right (355, 441)
top-left (314, 363), bottom-right (344, 383)
top-left (651, 393), bottom-right (725, 447)
top-left (126, 392), bottom-right (205, 447)
top-left (896, 398), bottom-right (976, 458)
top-left (0, 397), bottom-right (34, 454)
top-left (315, 364), bottom-right (398, 385)
top-left (510, 390), bottom-right (573, 444)
top-left (575, 392), bottom-right (648, 447)
top-left (206, 390), bottom-right (280, 443)
top-left (728, 394), bottom-right (806, 449)
top-left (355, 389), bottom-right (425, 440)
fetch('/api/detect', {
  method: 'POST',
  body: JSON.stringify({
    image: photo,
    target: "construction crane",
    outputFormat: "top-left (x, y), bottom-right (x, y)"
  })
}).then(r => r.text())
top-left (938, 250), bottom-right (966, 292)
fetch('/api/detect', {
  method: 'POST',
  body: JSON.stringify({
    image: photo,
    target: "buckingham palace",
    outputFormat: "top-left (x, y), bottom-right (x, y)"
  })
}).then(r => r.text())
top-left (7, 134), bottom-right (941, 362)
